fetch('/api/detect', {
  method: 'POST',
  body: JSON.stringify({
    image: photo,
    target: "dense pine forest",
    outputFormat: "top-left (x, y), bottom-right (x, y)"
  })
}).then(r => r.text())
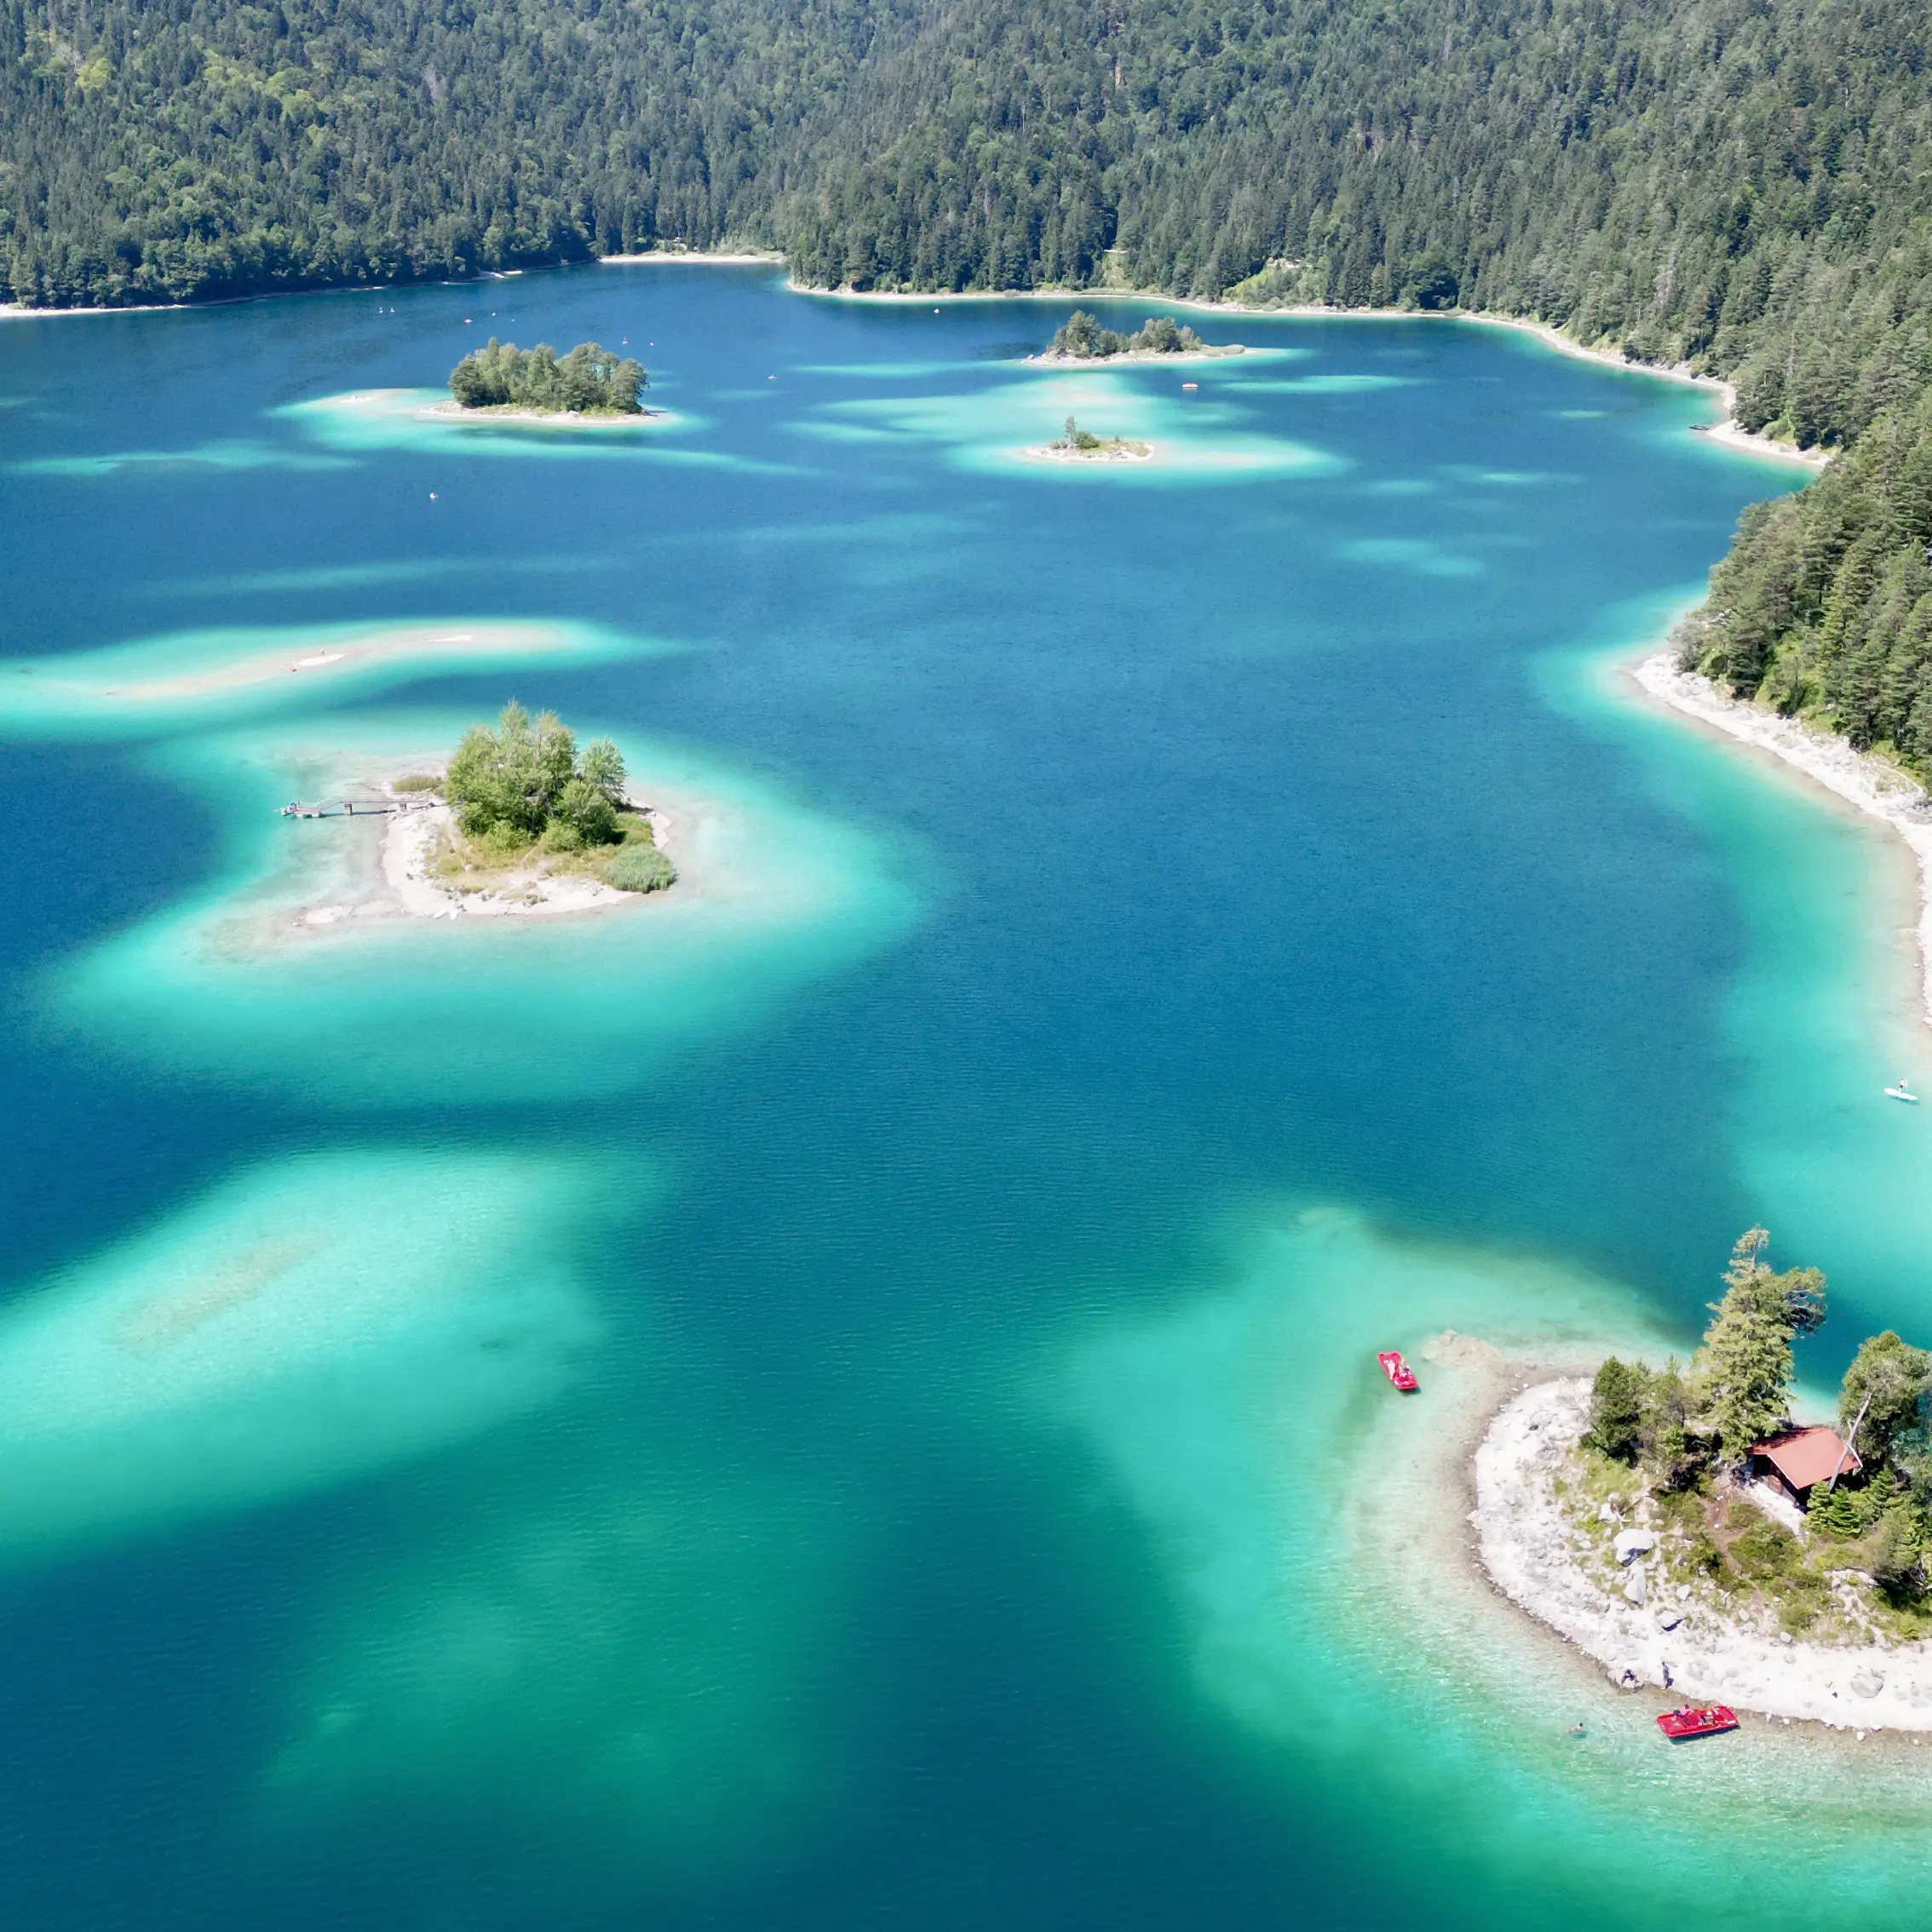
top-left (4, 0), bottom-right (1932, 755)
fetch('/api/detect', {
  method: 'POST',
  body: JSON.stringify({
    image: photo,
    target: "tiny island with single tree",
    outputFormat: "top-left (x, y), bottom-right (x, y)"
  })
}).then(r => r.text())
top-left (400, 701), bottom-right (676, 900)
top-left (1039, 310), bottom-right (1243, 362)
top-left (447, 339), bottom-right (649, 417)
top-left (1474, 1228), bottom-right (1932, 1731)
top-left (1028, 414), bottom-right (1153, 464)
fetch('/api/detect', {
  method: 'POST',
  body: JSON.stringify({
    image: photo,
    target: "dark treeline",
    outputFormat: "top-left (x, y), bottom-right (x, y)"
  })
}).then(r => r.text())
top-left (0, 0), bottom-right (913, 306)
top-left (1677, 393), bottom-right (1932, 773)
top-left (6, 0), bottom-right (1932, 748)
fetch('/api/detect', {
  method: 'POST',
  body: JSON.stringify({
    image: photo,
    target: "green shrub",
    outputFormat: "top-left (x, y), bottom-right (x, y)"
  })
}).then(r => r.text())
top-left (1779, 1578), bottom-right (1825, 1632)
top-left (1808, 1481), bottom-right (1865, 1539)
top-left (1683, 1530), bottom-right (1724, 1578)
top-left (1865, 1513), bottom-right (1925, 1600)
top-left (1728, 1516), bottom-right (1802, 1584)
top-left (475, 817), bottom-right (535, 857)
top-left (555, 776), bottom-right (618, 845)
top-left (601, 845), bottom-right (676, 893)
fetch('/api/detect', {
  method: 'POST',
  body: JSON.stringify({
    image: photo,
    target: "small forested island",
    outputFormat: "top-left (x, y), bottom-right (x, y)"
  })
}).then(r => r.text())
top-left (1030, 415), bottom-right (1151, 463)
top-left (1476, 1228), bottom-right (1932, 1729)
top-left (409, 701), bottom-right (675, 901)
top-left (447, 339), bottom-right (648, 417)
top-left (1040, 311), bottom-right (1239, 361)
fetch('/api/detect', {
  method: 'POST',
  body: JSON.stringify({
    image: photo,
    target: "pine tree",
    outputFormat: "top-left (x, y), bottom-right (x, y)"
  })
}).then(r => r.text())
top-left (1692, 1228), bottom-right (1828, 1467)
top-left (1838, 1331), bottom-right (1932, 1466)
top-left (1584, 1358), bottom-right (1649, 1463)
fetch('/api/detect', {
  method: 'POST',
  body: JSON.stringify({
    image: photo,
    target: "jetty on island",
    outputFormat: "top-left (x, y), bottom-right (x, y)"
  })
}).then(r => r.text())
top-left (279, 702), bottom-right (677, 921)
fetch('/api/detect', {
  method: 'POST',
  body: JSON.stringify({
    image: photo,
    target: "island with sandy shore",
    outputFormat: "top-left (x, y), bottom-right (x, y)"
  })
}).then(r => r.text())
top-left (1473, 1228), bottom-right (1932, 1732)
top-left (1034, 309), bottom-right (1245, 365)
top-left (1023, 415), bottom-right (1154, 465)
top-left (447, 337), bottom-right (652, 421)
top-left (292, 702), bottom-right (677, 925)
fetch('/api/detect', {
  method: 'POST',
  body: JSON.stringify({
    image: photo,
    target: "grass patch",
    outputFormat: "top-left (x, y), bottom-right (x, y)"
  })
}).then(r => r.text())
top-left (393, 773), bottom-right (441, 792)
top-left (1727, 1515), bottom-right (1802, 1585)
top-left (601, 844), bottom-right (676, 893)
top-left (424, 808), bottom-right (674, 896)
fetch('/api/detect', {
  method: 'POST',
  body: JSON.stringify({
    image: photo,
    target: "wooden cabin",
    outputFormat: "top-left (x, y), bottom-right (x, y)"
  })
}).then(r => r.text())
top-left (1749, 1425), bottom-right (1861, 1508)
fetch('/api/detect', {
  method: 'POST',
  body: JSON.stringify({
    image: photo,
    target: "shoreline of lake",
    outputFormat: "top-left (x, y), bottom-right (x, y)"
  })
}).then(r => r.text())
top-left (1630, 651), bottom-right (1932, 1032)
top-left (425, 398), bottom-right (669, 429)
top-left (1025, 343), bottom-right (1245, 366)
top-left (1020, 440), bottom-right (1156, 465)
top-left (791, 279), bottom-right (1826, 466)
top-left (3, 262), bottom-right (1831, 467)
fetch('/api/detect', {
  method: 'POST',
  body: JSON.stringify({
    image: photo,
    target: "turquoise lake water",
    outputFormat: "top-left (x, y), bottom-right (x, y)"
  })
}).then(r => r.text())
top-left (2, 266), bottom-right (1928, 1928)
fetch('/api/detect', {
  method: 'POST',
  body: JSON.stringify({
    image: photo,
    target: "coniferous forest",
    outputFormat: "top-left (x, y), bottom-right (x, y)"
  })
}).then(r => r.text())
top-left (4, 0), bottom-right (1932, 745)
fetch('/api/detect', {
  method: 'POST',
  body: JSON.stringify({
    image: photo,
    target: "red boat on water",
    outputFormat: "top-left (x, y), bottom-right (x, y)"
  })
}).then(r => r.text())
top-left (1657, 1705), bottom-right (1739, 1741)
top-left (1377, 1350), bottom-right (1419, 1393)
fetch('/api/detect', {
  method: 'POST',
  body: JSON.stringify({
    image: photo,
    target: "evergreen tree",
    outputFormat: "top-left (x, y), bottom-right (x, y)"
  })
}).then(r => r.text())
top-left (1692, 1228), bottom-right (1827, 1467)
top-left (1584, 1358), bottom-right (1648, 1463)
top-left (1839, 1331), bottom-right (1932, 1468)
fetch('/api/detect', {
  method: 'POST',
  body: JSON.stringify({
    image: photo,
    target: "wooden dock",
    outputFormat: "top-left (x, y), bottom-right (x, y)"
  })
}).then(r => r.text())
top-left (279, 797), bottom-right (437, 819)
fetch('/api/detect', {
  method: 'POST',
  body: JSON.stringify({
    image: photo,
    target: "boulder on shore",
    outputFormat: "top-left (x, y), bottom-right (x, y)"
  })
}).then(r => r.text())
top-left (1613, 1528), bottom-right (1655, 1566)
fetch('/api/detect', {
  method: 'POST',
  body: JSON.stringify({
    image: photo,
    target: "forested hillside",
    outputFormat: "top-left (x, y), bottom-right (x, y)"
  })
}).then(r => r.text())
top-left (0, 0), bottom-right (909, 305)
top-left (4, 0), bottom-right (1932, 758)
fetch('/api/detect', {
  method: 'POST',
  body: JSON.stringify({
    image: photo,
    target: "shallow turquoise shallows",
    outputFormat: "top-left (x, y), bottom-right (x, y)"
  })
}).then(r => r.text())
top-left (0, 267), bottom-right (1918, 1931)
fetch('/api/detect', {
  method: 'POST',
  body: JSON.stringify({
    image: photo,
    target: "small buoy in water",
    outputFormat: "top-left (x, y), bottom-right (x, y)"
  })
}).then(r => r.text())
top-left (428, 492), bottom-right (437, 501)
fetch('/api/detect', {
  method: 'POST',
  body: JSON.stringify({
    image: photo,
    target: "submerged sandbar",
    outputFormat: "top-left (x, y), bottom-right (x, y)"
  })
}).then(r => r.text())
top-left (0, 619), bottom-right (646, 737)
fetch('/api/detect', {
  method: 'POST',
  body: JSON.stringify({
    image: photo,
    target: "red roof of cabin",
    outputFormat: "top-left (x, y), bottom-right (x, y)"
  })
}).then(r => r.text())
top-left (1752, 1425), bottom-right (1861, 1491)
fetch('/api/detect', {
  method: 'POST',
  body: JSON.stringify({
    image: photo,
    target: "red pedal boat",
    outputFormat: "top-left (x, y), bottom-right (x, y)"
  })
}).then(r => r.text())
top-left (1377, 1349), bottom-right (1419, 1393)
top-left (1656, 1705), bottom-right (1738, 1741)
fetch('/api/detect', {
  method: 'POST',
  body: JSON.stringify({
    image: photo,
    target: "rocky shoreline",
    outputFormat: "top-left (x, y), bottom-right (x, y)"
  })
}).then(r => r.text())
top-left (1632, 651), bottom-right (1932, 1029)
top-left (1473, 1377), bottom-right (1932, 1732)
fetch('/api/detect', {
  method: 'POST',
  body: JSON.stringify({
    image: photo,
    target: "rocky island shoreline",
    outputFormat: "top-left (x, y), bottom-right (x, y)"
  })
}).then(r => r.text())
top-left (1469, 1229), bottom-right (1932, 1734)
top-left (1474, 1377), bottom-right (1932, 1731)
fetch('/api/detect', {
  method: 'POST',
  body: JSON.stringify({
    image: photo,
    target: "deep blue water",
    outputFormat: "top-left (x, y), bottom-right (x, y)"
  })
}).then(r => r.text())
top-left (0, 267), bottom-right (1864, 1929)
